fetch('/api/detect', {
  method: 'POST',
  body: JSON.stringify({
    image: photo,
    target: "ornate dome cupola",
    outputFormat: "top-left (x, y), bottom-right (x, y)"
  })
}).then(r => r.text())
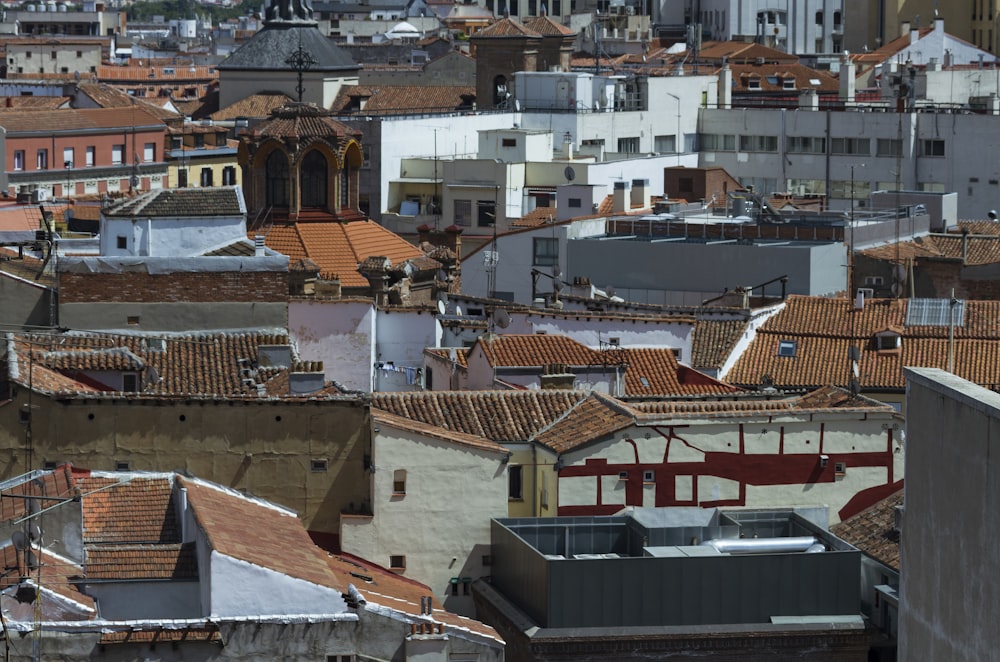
top-left (217, 0), bottom-right (360, 110)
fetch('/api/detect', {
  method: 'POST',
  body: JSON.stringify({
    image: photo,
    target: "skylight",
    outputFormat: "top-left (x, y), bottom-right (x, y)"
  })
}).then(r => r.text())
top-left (778, 340), bottom-right (797, 357)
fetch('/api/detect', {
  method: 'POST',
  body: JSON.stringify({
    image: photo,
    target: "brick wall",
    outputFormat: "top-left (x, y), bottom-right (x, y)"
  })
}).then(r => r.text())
top-left (59, 271), bottom-right (288, 303)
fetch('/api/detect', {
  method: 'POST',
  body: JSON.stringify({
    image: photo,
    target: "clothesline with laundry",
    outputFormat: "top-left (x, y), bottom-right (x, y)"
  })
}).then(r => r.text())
top-left (376, 361), bottom-right (422, 385)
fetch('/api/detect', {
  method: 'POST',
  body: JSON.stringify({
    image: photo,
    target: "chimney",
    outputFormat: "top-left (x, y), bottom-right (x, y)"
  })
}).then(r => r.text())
top-left (289, 360), bottom-right (326, 394)
top-left (258, 336), bottom-right (292, 368)
top-left (631, 179), bottom-right (650, 209)
top-left (928, 57), bottom-right (941, 71)
top-left (900, 21), bottom-right (910, 37)
top-left (839, 52), bottom-right (856, 102)
top-left (563, 133), bottom-right (574, 159)
top-left (540, 363), bottom-right (575, 389)
top-left (855, 288), bottom-right (866, 310)
top-left (799, 89), bottom-right (820, 110)
top-left (254, 234), bottom-right (266, 257)
top-left (718, 57), bottom-right (732, 109)
top-left (612, 180), bottom-right (630, 213)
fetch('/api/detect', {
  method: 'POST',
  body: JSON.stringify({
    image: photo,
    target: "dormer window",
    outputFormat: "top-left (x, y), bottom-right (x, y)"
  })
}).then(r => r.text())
top-left (777, 339), bottom-right (797, 357)
top-left (748, 77), bottom-right (761, 90)
top-left (782, 78), bottom-right (796, 90)
top-left (875, 333), bottom-right (901, 351)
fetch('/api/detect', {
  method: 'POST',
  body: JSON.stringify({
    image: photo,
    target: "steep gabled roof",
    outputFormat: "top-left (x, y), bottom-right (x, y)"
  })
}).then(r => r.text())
top-left (476, 333), bottom-right (597, 367)
top-left (330, 84), bottom-right (475, 116)
top-left (725, 295), bottom-right (1000, 390)
top-left (372, 390), bottom-right (587, 442)
top-left (523, 15), bottom-right (575, 36)
top-left (861, 233), bottom-right (1000, 266)
top-left (691, 318), bottom-right (749, 370)
top-left (533, 392), bottom-right (635, 453)
top-left (470, 16), bottom-right (541, 38)
top-left (210, 92), bottom-right (294, 120)
top-left (261, 217), bottom-right (425, 287)
top-left (621, 347), bottom-right (740, 396)
top-left (831, 489), bottom-right (902, 570)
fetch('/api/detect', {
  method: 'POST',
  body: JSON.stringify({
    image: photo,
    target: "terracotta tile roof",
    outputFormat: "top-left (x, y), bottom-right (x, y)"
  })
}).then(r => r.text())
top-left (0, 96), bottom-right (70, 110)
top-left (425, 347), bottom-right (469, 368)
top-left (954, 220), bottom-right (1000, 235)
top-left (254, 103), bottom-right (360, 140)
top-left (372, 408), bottom-right (509, 453)
top-left (831, 490), bottom-right (902, 570)
top-left (326, 553), bottom-right (502, 643)
top-left (96, 64), bottom-right (218, 82)
top-left (696, 40), bottom-right (800, 64)
top-left (471, 16), bottom-right (541, 38)
top-left (75, 83), bottom-right (182, 121)
top-left (522, 15), bottom-right (575, 35)
top-left (0, 465), bottom-right (77, 523)
top-left (621, 347), bottom-right (740, 396)
top-left (0, 247), bottom-right (55, 286)
top-left (104, 186), bottom-right (244, 217)
top-left (533, 392), bottom-right (635, 453)
top-left (0, 544), bottom-right (95, 615)
top-left (630, 385), bottom-right (892, 418)
top-left (691, 318), bottom-right (749, 369)
top-left (510, 206), bottom-right (557, 228)
top-left (77, 475), bottom-right (180, 544)
top-left (180, 477), bottom-right (338, 589)
top-left (330, 84), bottom-right (475, 116)
top-left (210, 92), bottom-right (293, 120)
top-left (0, 107), bottom-right (165, 133)
top-left (8, 330), bottom-right (340, 399)
top-left (0, 202), bottom-right (68, 233)
top-left (100, 626), bottom-right (221, 644)
top-left (85, 543), bottom-right (197, 580)
top-left (477, 333), bottom-right (597, 367)
top-left (730, 62), bottom-right (840, 93)
top-left (261, 217), bottom-right (425, 287)
top-left (725, 295), bottom-right (1000, 391)
top-left (861, 234), bottom-right (1000, 266)
top-left (371, 390), bottom-right (587, 442)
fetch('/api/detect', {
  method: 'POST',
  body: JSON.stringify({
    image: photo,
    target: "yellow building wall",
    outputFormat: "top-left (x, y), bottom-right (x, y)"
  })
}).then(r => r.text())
top-left (167, 155), bottom-right (242, 189)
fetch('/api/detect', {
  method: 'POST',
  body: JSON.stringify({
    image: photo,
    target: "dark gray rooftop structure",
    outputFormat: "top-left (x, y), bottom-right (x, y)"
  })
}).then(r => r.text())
top-left (217, 0), bottom-right (359, 72)
top-left (487, 507), bottom-right (861, 631)
top-left (103, 187), bottom-right (246, 218)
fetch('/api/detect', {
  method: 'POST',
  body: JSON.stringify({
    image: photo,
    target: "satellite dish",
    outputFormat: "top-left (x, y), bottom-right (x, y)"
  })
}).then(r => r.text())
top-left (564, 166), bottom-right (576, 181)
top-left (437, 299), bottom-right (447, 315)
top-left (27, 523), bottom-right (41, 542)
top-left (11, 531), bottom-right (26, 550)
top-left (493, 308), bottom-right (511, 328)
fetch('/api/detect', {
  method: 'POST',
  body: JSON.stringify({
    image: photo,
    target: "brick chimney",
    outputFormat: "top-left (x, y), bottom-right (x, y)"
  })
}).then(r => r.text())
top-left (540, 363), bottom-right (575, 389)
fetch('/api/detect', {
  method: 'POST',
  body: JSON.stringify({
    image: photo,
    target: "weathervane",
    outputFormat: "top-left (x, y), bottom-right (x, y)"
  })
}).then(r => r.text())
top-left (284, 45), bottom-right (316, 103)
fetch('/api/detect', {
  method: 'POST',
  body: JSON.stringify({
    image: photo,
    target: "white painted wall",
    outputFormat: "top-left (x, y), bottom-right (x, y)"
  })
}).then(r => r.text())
top-left (340, 421), bottom-right (508, 616)
top-left (100, 212), bottom-right (247, 257)
top-left (209, 551), bottom-right (348, 617)
top-left (374, 308), bottom-right (441, 391)
top-left (289, 299), bottom-right (376, 392)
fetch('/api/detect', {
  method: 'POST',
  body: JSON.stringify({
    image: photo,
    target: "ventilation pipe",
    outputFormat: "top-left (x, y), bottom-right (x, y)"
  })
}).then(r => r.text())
top-left (699, 536), bottom-right (822, 554)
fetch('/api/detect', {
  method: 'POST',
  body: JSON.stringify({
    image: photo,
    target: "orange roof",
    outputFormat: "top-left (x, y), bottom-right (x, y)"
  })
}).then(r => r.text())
top-left (861, 233), bottom-right (1000, 266)
top-left (471, 16), bottom-right (540, 38)
top-left (261, 217), bottom-right (425, 287)
top-left (726, 295), bottom-right (1000, 391)
top-left (211, 92), bottom-right (293, 120)
top-left (830, 489), bottom-right (903, 570)
top-left (0, 107), bottom-right (165, 133)
top-left (476, 333), bottom-right (596, 367)
top-left (372, 408), bottom-right (509, 453)
top-left (621, 347), bottom-right (739, 396)
top-left (533, 392), bottom-right (635, 453)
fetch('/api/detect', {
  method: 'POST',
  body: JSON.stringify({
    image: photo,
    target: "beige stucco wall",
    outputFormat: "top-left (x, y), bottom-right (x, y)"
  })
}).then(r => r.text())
top-left (340, 419), bottom-right (508, 616)
top-left (0, 393), bottom-right (369, 541)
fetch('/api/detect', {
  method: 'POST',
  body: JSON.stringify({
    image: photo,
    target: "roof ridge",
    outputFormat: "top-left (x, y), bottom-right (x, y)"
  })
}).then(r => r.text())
top-left (530, 389), bottom-right (600, 441)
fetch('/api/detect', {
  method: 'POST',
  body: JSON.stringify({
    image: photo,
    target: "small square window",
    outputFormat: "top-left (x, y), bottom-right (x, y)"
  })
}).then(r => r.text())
top-left (643, 470), bottom-right (655, 482)
top-left (116, 461), bottom-right (130, 471)
top-left (126, 316), bottom-right (140, 325)
top-left (393, 469), bottom-right (406, 494)
top-left (389, 555), bottom-right (406, 571)
top-left (311, 459), bottom-right (328, 472)
top-left (122, 373), bottom-right (138, 392)
top-left (835, 462), bottom-right (847, 475)
top-left (778, 340), bottom-right (797, 357)
top-left (618, 471), bottom-right (628, 480)
top-left (43, 461), bottom-right (57, 470)
top-left (501, 138), bottom-right (516, 147)
top-left (482, 554), bottom-right (493, 566)
top-left (116, 235), bottom-right (127, 249)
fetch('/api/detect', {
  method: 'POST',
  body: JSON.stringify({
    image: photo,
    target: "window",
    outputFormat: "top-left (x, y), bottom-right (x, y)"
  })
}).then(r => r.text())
top-left (311, 459), bottom-right (328, 472)
top-left (876, 334), bottom-right (901, 350)
top-left (425, 367), bottom-right (433, 389)
top-left (13, 150), bottom-right (24, 171)
top-left (122, 374), bottom-right (138, 392)
top-left (143, 142), bottom-right (155, 162)
top-left (533, 237), bottom-right (558, 266)
top-left (654, 134), bottom-right (676, 153)
top-left (617, 137), bottom-right (640, 153)
top-left (568, 197), bottom-right (581, 208)
top-left (482, 554), bottom-right (493, 566)
top-left (508, 465), bottom-right (523, 500)
top-left (747, 77), bottom-right (761, 90)
top-left (200, 167), bottom-right (213, 187)
top-left (85, 145), bottom-right (95, 167)
top-left (831, 137), bottom-right (870, 155)
top-left (454, 199), bottom-right (471, 226)
top-left (877, 138), bottom-right (903, 157)
top-left (618, 470), bottom-right (628, 480)
top-left (835, 462), bottom-right (847, 476)
top-left (782, 78), bottom-right (795, 90)
top-left (63, 147), bottom-right (74, 168)
top-left (178, 168), bottom-right (188, 188)
top-left (865, 276), bottom-right (884, 286)
top-left (921, 139), bottom-right (945, 157)
top-left (222, 165), bottom-right (237, 185)
top-left (392, 469), bottom-right (406, 494)
top-left (643, 470), bottom-right (655, 483)
top-left (76, 50), bottom-right (82, 57)
top-left (127, 316), bottom-right (140, 325)
top-left (112, 144), bottom-right (124, 165)
top-left (701, 134), bottom-right (736, 151)
top-left (778, 339), bottom-right (797, 357)
top-left (740, 135), bottom-right (778, 152)
top-left (501, 138), bottom-right (516, 147)
top-left (115, 461), bottom-right (130, 471)
top-left (389, 555), bottom-right (406, 571)
top-left (787, 137), bottom-right (825, 154)
top-left (116, 236), bottom-right (127, 249)
top-left (476, 200), bottom-right (495, 227)
top-left (36, 149), bottom-right (47, 170)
